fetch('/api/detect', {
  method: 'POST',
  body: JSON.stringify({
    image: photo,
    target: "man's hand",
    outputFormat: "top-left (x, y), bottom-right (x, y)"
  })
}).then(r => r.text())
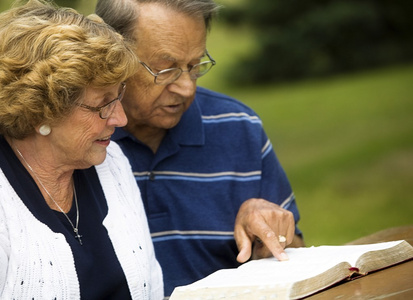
top-left (234, 198), bottom-right (299, 263)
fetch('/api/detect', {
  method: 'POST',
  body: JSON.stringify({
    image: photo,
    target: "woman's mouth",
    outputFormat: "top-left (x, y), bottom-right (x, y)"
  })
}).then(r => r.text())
top-left (96, 136), bottom-right (111, 146)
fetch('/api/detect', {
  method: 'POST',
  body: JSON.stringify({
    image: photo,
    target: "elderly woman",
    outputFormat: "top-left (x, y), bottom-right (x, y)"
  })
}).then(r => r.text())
top-left (0, 0), bottom-right (163, 299)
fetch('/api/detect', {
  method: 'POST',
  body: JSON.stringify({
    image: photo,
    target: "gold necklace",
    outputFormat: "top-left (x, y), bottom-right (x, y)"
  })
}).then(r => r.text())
top-left (15, 147), bottom-right (83, 245)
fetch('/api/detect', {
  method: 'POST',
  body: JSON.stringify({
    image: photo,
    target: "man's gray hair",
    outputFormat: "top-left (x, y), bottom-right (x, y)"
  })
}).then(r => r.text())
top-left (95, 0), bottom-right (221, 42)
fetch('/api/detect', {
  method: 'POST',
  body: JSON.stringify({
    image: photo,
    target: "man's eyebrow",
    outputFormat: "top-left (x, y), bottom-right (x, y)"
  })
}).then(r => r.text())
top-left (159, 54), bottom-right (177, 62)
top-left (158, 51), bottom-right (206, 62)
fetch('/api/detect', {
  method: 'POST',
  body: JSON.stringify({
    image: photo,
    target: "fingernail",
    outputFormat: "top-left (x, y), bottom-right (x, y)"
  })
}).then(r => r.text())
top-left (280, 252), bottom-right (289, 261)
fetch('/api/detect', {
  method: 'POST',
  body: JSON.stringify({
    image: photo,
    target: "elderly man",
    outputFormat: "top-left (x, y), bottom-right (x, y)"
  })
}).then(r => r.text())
top-left (96, 0), bottom-right (304, 296)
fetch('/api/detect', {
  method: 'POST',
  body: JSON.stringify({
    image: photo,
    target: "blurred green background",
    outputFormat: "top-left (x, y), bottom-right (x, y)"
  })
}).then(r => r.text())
top-left (1, 0), bottom-right (412, 246)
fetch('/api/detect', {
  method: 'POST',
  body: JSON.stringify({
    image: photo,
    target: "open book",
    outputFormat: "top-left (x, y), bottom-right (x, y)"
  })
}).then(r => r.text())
top-left (170, 240), bottom-right (413, 300)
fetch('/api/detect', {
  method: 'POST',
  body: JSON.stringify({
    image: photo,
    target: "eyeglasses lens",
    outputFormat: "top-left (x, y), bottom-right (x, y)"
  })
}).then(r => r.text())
top-left (100, 83), bottom-right (126, 119)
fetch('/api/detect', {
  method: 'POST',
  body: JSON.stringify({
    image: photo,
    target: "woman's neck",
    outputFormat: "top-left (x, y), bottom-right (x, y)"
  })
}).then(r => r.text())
top-left (8, 136), bottom-right (75, 212)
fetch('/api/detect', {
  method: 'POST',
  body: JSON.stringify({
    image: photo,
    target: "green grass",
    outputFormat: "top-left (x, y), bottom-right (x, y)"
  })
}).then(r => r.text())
top-left (271, 67), bottom-right (413, 246)
top-left (2, 1), bottom-right (411, 247)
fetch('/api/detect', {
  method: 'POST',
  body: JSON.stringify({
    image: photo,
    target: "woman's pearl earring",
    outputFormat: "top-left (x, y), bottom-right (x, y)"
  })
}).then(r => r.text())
top-left (39, 124), bottom-right (51, 136)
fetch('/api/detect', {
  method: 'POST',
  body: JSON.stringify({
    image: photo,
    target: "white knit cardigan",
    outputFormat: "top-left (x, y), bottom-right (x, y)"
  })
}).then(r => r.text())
top-left (0, 142), bottom-right (163, 299)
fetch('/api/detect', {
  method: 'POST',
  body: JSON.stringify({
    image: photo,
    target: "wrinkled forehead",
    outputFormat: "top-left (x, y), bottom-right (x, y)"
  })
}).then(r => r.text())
top-left (134, 3), bottom-right (207, 60)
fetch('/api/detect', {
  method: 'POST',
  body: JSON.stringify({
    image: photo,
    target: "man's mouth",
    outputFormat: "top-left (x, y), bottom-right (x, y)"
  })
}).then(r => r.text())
top-left (163, 103), bottom-right (183, 113)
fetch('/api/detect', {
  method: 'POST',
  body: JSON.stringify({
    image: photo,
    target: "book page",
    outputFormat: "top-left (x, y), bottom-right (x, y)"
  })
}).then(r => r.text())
top-left (356, 240), bottom-right (413, 273)
top-left (182, 240), bottom-right (404, 289)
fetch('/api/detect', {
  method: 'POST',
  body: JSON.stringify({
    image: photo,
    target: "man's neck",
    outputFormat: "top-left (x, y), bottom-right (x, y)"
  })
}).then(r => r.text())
top-left (124, 123), bottom-right (166, 154)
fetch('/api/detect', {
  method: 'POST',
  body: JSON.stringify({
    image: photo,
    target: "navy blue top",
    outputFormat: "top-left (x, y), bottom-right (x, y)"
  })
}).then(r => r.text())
top-left (0, 135), bottom-right (131, 299)
top-left (112, 86), bottom-right (302, 296)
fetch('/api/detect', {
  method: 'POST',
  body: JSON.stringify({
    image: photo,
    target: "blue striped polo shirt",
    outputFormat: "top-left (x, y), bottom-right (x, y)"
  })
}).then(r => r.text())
top-left (112, 86), bottom-right (301, 296)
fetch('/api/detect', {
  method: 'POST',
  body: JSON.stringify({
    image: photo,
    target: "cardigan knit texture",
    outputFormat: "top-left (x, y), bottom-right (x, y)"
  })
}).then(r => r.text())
top-left (0, 142), bottom-right (163, 299)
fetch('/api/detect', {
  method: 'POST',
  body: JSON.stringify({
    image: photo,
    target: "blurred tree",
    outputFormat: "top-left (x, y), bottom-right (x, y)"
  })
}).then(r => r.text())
top-left (221, 0), bottom-right (413, 84)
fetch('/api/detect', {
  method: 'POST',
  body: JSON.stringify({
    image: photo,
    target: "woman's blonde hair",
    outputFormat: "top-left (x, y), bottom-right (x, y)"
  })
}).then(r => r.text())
top-left (0, 0), bottom-right (139, 139)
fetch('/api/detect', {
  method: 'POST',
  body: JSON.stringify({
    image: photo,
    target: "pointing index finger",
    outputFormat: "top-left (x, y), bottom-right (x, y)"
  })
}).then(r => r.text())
top-left (259, 229), bottom-right (289, 261)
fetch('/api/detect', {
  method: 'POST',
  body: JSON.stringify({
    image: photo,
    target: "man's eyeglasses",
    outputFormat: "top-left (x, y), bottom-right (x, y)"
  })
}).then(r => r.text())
top-left (139, 50), bottom-right (216, 85)
top-left (77, 82), bottom-right (126, 119)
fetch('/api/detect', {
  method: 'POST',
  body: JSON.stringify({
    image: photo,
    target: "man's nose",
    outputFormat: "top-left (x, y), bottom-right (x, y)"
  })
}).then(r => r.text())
top-left (167, 70), bottom-right (197, 98)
